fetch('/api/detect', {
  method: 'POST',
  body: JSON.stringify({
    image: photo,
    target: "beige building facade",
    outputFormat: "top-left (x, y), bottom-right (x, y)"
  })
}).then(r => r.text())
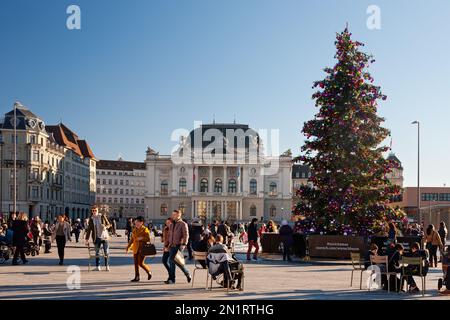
top-left (0, 102), bottom-right (96, 221)
top-left (95, 159), bottom-right (146, 219)
top-left (144, 123), bottom-right (293, 224)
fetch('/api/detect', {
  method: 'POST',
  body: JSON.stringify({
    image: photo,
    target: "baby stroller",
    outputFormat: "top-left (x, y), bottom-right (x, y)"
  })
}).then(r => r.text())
top-left (23, 233), bottom-right (40, 257)
top-left (438, 245), bottom-right (450, 294)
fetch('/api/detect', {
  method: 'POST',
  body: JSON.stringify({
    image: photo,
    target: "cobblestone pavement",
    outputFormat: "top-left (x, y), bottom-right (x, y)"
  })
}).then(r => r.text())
top-left (0, 231), bottom-right (447, 300)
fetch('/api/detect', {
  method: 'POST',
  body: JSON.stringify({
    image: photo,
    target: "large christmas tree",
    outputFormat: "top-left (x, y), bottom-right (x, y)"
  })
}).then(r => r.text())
top-left (293, 28), bottom-right (404, 236)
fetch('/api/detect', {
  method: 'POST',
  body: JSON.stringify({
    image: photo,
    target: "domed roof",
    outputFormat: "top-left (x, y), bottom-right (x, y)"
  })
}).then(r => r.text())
top-left (187, 123), bottom-right (260, 153)
top-left (387, 152), bottom-right (403, 169)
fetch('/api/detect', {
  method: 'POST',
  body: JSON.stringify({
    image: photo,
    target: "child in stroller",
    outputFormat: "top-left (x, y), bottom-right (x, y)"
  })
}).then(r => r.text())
top-left (23, 232), bottom-right (40, 257)
top-left (0, 225), bottom-right (14, 263)
top-left (438, 245), bottom-right (450, 294)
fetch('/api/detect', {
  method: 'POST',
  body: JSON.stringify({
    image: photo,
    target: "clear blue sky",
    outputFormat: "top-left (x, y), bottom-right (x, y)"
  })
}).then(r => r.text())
top-left (1, 0), bottom-right (449, 187)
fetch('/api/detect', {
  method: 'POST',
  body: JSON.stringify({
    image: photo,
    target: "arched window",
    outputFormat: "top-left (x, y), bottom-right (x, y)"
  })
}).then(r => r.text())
top-left (214, 179), bottom-right (222, 193)
top-left (161, 180), bottom-right (168, 196)
top-left (179, 203), bottom-right (186, 214)
top-left (250, 204), bottom-right (257, 216)
top-left (228, 179), bottom-right (237, 193)
top-left (249, 179), bottom-right (257, 195)
top-left (179, 178), bottom-right (187, 195)
top-left (269, 182), bottom-right (277, 196)
top-left (200, 178), bottom-right (208, 193)
top-left (160, 203), bottom-right (168, 216)
top-left (270, 205), bottom-right (276, 217)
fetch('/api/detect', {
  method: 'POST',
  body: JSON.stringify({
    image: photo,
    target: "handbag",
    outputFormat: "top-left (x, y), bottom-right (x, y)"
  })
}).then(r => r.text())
top-left (174, 249), bottom-right (185, 266)
top-left (141, 242), bottom-right (157, 257)
top-left (100, 229), bottom-right (110, 241)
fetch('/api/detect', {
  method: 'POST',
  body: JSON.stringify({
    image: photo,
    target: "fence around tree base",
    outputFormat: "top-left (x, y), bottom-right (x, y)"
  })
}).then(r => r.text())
top-left (262, 233), bottom-right (424, 259)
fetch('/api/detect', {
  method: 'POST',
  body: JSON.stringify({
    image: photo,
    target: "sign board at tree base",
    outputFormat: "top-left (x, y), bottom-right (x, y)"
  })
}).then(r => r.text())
top-left (308, 235), bottom-right (367, 259)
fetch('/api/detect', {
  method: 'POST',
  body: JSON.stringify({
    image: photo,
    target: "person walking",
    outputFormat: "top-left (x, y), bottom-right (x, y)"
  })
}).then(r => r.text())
top-left (439, 222), bottom-right (448, 245)
top-left (247, 218), bottom-right (259, 261)
top-left (42, 221), bottom-right (53, 253)
top-left (7, 212), bottom-right (17, 229)
top-left (126, 216), bottom-right (152, 282)
top-left (164, 210), bottom-right (191, 284)
top-left (51, 215), bottom-right (72, 265)
top-left (11, 212), bottom-right (30, 265)
top-left (85, 206), bottom-right (112, 271)
top-left (161, 217), bottom-right (174, 280)
top-left (217, 221), bottom-right (231, 248)
top-left (125, 217), bottom-right (133, 242)
top-left (72, 218), bottom-right (83, 243)
top-left (279, 220), bottom-right (293, 261)
top-left (30, 216), bottom-right (43, 250)
top-left (424, 224), bottom-right (444, 268)
top-left (438, 222), bottom-right (448, 262)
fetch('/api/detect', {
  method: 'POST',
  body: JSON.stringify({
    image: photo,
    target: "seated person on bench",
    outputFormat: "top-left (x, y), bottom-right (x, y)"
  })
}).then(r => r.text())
top-left (207, 235), bottom-right (243, 290)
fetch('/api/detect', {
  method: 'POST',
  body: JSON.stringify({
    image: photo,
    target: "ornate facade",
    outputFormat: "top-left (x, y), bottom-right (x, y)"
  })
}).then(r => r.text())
top-left (0, 102), bottom-right (96, 221)
top-left (144, 123), bottom-right (293, 224)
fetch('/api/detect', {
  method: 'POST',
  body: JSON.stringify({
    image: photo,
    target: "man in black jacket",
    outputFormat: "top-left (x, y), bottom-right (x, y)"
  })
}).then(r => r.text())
top-left (217, 221), bottom-right (230, 247)
top-left (401, 242), bottom-right (428, 293)
top-left (246, 218), bottom-right (259, 261)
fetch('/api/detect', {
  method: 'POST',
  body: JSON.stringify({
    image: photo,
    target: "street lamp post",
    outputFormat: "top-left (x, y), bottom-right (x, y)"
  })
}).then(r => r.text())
top-left (412, 121), bottom-right (420, 225)
top-left (13, 103), bottom-right (17, 215)
top-left (0, 138), bottom-right (3, 216)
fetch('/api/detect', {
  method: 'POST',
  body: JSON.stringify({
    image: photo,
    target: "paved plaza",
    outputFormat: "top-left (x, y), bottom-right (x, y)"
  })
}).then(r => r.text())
top-left (0, 230), bottom-right (447, 300)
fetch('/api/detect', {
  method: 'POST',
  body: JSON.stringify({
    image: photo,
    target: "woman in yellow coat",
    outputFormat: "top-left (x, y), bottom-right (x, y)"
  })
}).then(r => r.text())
top-left (126, 216), bottom-right (152, 282)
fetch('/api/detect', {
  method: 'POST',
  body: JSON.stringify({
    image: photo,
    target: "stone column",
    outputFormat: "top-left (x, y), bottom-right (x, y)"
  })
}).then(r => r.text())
top-left (194, 166), bottom-right (199, 193)
top-left (209, 166), bottom-right (213, 193)
top-left (239, 200), bottom-right (243, 221)
top-left (223, 166), bottom-right (227, 195)
top-left (237, 167), bottom-right (241, 194)
top-left (224, 201), bottom-right (227, 221)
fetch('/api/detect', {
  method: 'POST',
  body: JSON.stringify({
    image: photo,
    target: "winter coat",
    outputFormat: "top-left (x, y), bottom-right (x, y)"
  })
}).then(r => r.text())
top-left (190, 224), bottom-right (204, 243)
top-left (12, 220), bottom-right (30, 246)
top-left (424, 230), bottom-right (444, 249)
top-left (165, 219), bottom-right (188, 247)
top-left (279, 224), bottom-right (294, 246)
top-left (438, 227), bottom-right (448, 243)
top-left (51, 221), bottom-right (72, 242)
top-left (127, 225), bottom-right (151, 255)
top-left (85, 215), bottom-right (111, 242)
top-left (247, 223), bottom-right (258, 242)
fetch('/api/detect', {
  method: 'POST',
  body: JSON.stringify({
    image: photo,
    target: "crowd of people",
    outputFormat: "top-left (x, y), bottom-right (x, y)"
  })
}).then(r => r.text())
top-left (0, 204), bottom-right (302, 292)
top-left (363, 221), bottom-right (449, 293)
top-left (0, 207), bottom-right (120, 267)
top-left (124, 210), bottom-right (245, 290)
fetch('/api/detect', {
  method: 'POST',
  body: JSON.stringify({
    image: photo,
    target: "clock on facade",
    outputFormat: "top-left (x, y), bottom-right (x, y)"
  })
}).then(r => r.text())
top-left (9, 117), bottom-right (19, 128)
top-left (27, 119), bottom-right (37, 129)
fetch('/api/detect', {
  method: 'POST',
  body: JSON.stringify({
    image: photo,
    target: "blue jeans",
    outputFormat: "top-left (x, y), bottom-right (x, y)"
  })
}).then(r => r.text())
top-left (95, 238), bottom-right (109, 266)
top-left (168, 246), bottom-right (190, 282)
